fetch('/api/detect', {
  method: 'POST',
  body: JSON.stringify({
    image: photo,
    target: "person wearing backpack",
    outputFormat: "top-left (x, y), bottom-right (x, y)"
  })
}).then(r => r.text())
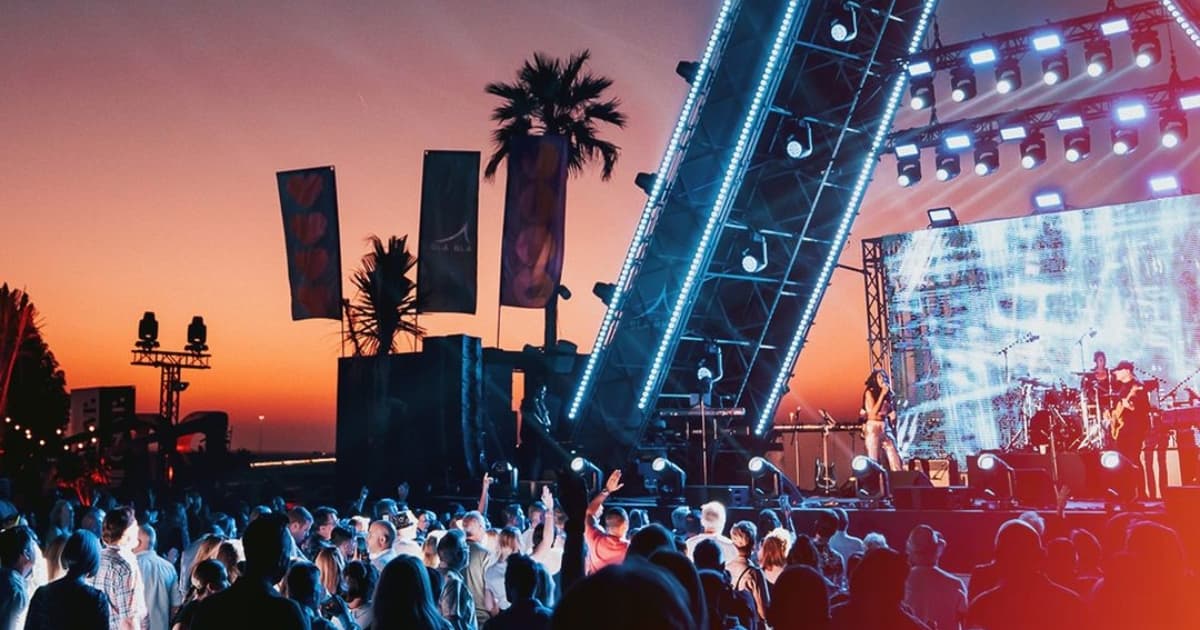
top-left (724, 521), bottom-right (769, 629)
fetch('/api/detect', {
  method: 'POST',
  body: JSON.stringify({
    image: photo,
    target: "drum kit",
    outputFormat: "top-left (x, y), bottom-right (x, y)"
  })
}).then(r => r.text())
top-left (1011, 372), bottom-right (1119, 452)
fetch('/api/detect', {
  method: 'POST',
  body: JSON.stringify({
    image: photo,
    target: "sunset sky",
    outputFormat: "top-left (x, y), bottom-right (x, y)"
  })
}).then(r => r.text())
top-left (4, 1), bottom-right (1198, 452)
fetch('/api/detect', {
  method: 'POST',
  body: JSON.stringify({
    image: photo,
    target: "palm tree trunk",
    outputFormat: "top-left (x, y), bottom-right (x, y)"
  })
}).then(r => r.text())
top-left (544, 291), bottom-right (558, 352)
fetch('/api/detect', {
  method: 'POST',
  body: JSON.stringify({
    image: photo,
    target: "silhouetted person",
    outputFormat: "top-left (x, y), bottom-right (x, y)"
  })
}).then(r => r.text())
top-left (767, 565), bottom-right (830, 630)
top-left (371, 555), bottom-right (449, 630)
top-left (627, 523), bottom-right (674, 561)
top-left (483, 554), bottom-right (550, 630)
top-left (1089, 521), bottom-right (1199, 629)
top-left (649, 550), bottom-right (708, 630)
top-left (904, 525), bottom-right (965, 630)
top-left (25, 530), bottom-right (110, 630)
top-left (553, 559), bottom-right (695, 630)
top-left (171, 559), bottom-right (228, 630)
top-left (0, 525), bottom-right (36, 629)
top-left (830, 548), bottom-right (929, 630)
top-left (189, 513), bottom-right (309, 630)
top-left (966, 520), bottom-right (1083, 630)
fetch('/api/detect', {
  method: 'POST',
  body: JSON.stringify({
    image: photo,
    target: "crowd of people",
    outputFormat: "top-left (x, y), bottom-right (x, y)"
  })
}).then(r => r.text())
top-left (0, 466), bottom-right (1195, 630)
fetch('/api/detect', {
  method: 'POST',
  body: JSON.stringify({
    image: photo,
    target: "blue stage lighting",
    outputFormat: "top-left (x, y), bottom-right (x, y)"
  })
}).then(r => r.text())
top-left (999, 125), bottom-right (1027, 141)
top-left (944, 133), bottom-right (972, 150)
top-left (755, 0), bottom-right (939, 436)
top-left (1056, 115), bottom-right (1084, 131)
top-left (1160, 111), bottom-right (1188, 148)
top-left (969, 47), bottom-right (997, 65)
top-left (1020, 132), bottom-right (1047, 169)
top-left (1115, 103), bottom-right (1147, 122)
top-left (973, 141), bottom-right (999, 176)
top-left (908, 59), bottom-right (934, 76)
top-left (1183, 93), bottom-right (1200, 110)
top-left (568, 0), bottom-right (736, 420)
top-left (897, 158), bottom-right (921, 187)
top-left (1042, 53), bottom-right (1069, 85)
top-left (909, 76), bottom-right (935, 110)
top-left (1032, 33), bottom-right (1063, 51)
top-left (1034, 191), bottom-right (1064, 211)
top-left (995, 59), bottom-right (1021, 94)
top-left (1149, 174), bottom-right (1180, 195)
top-left (894, 143), bottom-right (920, 158)
top-left (638, 0), bottom-right (801, 411)
top-left (950, 66), bottom-right (977, 102)
top-left (1101, 17), bottom-right (1130, 36)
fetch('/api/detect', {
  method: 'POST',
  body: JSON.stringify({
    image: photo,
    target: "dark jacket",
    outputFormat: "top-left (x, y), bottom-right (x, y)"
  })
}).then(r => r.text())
top-left (190, 576), bottom-right (310, 630)
top-left (24, 576), bottom-right (110, 630)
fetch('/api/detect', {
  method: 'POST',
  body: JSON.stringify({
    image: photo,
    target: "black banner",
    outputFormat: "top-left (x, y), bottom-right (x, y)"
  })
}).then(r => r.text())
top-left (418, 151), bottom-right (480, 314)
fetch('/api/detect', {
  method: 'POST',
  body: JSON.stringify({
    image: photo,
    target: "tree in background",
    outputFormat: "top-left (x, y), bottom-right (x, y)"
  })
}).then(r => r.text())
top-left (484, 49), bottom-right (627, 181)
top-left (0, 284), bottom-right (69, 455)
top-left (344, 235), bottom-right (425, 355)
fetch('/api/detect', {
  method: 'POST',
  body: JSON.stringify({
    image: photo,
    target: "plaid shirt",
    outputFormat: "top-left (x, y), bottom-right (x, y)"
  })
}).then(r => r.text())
top-left (89, 545), bottom-right (148, 630)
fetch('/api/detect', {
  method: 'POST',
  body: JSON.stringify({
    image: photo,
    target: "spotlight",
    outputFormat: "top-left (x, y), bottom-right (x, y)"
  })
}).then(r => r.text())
top-left (185, 316), bottom-right (208, 353)
top-left (1111, 128), bottom-right (1139, 155)
top-left (1097, 450), bottom-right (1139, 503)
top-left (944, 133), bottom-right (972, 151)
top-left (1115, 103), bottom-right (1147, 123)
top-left (592, 281), bottom-right (616, 306)
top-left (950, 66), bottom-right (977, 103)
top-left (1149, 174), bottom-right (1181, 196)
top-left (999, 124), bottom-right (1027, 142)
top-left (1020, 132), bottom-right (1047, 169)
top-left (908, 60), bottom-right (934, 76)
top-left (740, 232), bottom-right (767, 274)
top-left (570, 456), bottom-right (603, 492)
top-left (1032, 33), bottom-right (1063, 52)
top-left (1056, 115), bottom-right (1085, 131)
top-left (489, 461), bottom-right (519, 499)
top-left (974, 452), bottom-right (1016, 501)
top-left (1160, 111), bottom-right (1188, 148)
top-left (1101, 17), bottom-right (1130, 36)
top-left (136, 311), bottom-right (160, 350)
top-left (910, 77), bottom-right (935, 110)
top-left (782, 119), bottom-right (813, 159)
top-left (897, 158), bottom-right (922, 187)
top-left (1182, 93), bottom-right (1200, 111)
top-left (973, 141), bottom-right (999, 176)
top-left (1063, 130), bottom-right (1091, 163)
top-left (748, 456), bottom-right (802, 498)
top-left (995, 59), bottom-right (1022, 94)
top-left (1085, 40), bottom-right (1113, 77)
top-left (649, 457), bottom-right (687, 501)
top-left (968, 47), bottom-right (998, 66)
top-left (1132, 30), bottom-right (1161, 68)
top-left (1033, 190), bottom-right (1065, 212)
top-left (634, 172), bottom-right (656, 195)
top-left (926, 207), bottom-right (958, 228)
top-left (829, 4), bottom-right (858, 43)
top-left (934, 153), bottom-right (961, 182)
top-left (1042, 53), bottom-right (1069, 85)
top-left (851, 456), bottom-right (891, 499)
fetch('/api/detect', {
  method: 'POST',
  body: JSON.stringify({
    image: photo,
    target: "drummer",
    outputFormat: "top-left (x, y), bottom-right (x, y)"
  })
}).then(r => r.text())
top-left (1081, 350), bottom-right (1116, 407)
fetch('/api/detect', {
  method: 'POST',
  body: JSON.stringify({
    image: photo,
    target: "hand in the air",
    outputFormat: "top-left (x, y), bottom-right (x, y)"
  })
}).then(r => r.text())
top-left (604, 470), bottom-right (624, 494)
top-left (541, 484), bottom-right (554, 507)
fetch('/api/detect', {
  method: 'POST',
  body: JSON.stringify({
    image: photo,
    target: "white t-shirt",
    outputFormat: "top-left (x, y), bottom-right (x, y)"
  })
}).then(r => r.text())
top-left (685, 532), bottom-right (738, 565)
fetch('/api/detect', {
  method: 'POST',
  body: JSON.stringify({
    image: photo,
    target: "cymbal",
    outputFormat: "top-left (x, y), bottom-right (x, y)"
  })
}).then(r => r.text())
top-left (1071, 371), bottom-right (1096, 376)
top-left (1018, 376), bottom-right (1050, 387)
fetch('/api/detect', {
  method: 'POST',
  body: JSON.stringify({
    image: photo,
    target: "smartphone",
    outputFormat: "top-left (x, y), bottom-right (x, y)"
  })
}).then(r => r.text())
top-left (356, 535), bottom-right (369, 561)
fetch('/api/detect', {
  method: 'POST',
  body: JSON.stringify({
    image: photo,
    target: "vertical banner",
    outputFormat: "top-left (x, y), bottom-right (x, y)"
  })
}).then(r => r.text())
top-left (277, 166), bottom-right (343, 320)
top-left (417, 151), bottom-right (481, 314)
top-left (500, 135), bottom-right (569, 308)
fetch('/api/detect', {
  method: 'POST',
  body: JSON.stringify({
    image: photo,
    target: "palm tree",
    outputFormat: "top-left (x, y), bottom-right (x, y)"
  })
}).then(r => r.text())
top-left (484, 49), bottom-right (628, 180)
top-left (344, 235), bottom-right (424, 355)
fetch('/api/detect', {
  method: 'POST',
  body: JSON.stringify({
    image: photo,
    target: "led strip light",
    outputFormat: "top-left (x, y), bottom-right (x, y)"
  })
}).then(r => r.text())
top-left (1160, 0), bottom-right (1200, 49)
top-left (756, 0), bottom-right (941, 435)
top-left (638, 0), bottom-right (803, 410)
top-left (566, 0), bottom-right (737, 420)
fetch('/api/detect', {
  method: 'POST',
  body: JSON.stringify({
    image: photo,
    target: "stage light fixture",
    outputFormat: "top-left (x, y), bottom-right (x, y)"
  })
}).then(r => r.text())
top-left (649, 457), bottom-right (687, 500)
top-left (851, 455), bottom-right (891, 499)
top-left (740, 231), bottom-right (768, 274)
top-left (897, 158), bottom-right (922, 187)
top-left (1097, 450), bottom-right (1139, 503)
top-left (1149, 174), bottom-right (1181, 195)
top-left (999, 124), bottom-right (1027, 142)
top-left (944, 133), bottom-right (972, 151)
top-left (1085, 40), bottom-right (1113, 77)
top-left (934, 153), bottom-right (961, 182)
top-left (973, 141), bottom-right (999, 176)
top-left (926, 207), bottom-right (958, 228)
top-left (969, 47), bottom-right (998, 65)
top-left (1032, 33), bottom-right (1062, 51)
top-left (136, 311), bottom-right (160, 350)
top-left (634, 172), bottom-right (657, 195)
top-left (975, 452), bottom-right (1016, 501)
top-left (1020, 132), bottom-right (1047, 169)
top-left (783, 119), bottom-right (813, 159)
top-left (1033, 190), bottom-right (1065, 212)
top-left (894, 143), bottom-right (920, 158)
top-left (995, 60), bottom-right (1022, 94)
top-left (1111, 127), bottom-right (1139, 155)
top-left (829, 3), bottom-right (858, 43)
top-left (1064, 130), bottom-right (1092, 162)
top-left (489, 461), bottom-right (519, 499)
top-left (908, 59), bottom-right (934, 76)
top-left (185, 316), bottom-right (208, 353)
top-left (1160, 111), bottom-right (1188, 148)
top-left (1132, 30), bottom-right (1161, 68)
top-left (1056, 115), bottom-right (1085, 131)
top-left (592, 282), bottom-right (616, 306)
top-left (1115, 103), bottom-right (1147, 123)
top-left (1042, 53), bottom-right (1069, 85)
top-left (1101, 17), bottom-right (1130, 36)
top-left (570, 456), bottom-right (603, 492)
top-left (675, 61), bottom-right (699, 85)
top-left (1181, 93), bottom-right (1200, 111)
top-left (909, 76), bottom-right (935, 110)
top-left (950, 66), bottom-right (977, 103)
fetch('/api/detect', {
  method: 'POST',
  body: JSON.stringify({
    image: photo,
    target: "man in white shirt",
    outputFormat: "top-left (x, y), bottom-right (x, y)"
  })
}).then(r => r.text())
top-left (829, 507), bottom-right (865, 561)
top-left (904, 524), bottom-right (966, 630)
top-left (391, 510), bottom-right (423, 558)
top-left (367, 519), bottom-right (398, 573)
top-left (684, 501), bottom-right (737, 564)
top-left (134, 523), bottom-right (181, 630)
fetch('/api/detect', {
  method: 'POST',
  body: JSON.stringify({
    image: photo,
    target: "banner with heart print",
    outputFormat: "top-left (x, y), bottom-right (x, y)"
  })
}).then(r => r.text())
top-left (499, 135), bottom-right (568, 308)
top-left (277, 166), bottom-right (343, 320)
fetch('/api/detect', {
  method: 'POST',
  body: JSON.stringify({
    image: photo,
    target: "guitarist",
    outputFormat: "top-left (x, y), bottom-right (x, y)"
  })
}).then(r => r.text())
top-left (1110, 360), bottom-right (1151, 477)
top-left (862, 369), bottom-right (904, 471)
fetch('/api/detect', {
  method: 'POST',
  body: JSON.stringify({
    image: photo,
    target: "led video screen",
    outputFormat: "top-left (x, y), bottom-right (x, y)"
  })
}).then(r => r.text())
top-left (880, 194), bottom-right (1200, 463)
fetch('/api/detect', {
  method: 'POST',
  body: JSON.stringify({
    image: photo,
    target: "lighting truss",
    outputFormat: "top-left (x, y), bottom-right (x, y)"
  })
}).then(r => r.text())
top-left (566, 0), bottom-right (739, 421)
top-left (905, 2), bottom-right (1170, 76)
top-left (885, 77), bottom-right (1200, 153)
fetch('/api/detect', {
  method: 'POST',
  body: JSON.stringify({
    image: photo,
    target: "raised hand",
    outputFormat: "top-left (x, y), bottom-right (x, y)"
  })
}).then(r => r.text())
top-left (777, 494), bottom-right (793, 513)
top-left (483, 472), bottom-right (493, 488)
top-left (541, 484), bottom-right (554, 507)
top-left (604, 470), bottom-right (624, 494)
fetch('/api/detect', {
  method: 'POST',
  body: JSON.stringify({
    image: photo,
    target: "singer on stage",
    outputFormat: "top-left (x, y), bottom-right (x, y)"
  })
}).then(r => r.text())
top-left (862, 369), bottom-right (903, 471)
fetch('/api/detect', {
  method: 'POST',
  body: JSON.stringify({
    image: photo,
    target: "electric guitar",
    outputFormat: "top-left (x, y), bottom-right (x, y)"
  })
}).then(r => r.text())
top-left (814, 410), bottom-right (837, 492)
top-left (1110, 384), bottom-right (1143, 439)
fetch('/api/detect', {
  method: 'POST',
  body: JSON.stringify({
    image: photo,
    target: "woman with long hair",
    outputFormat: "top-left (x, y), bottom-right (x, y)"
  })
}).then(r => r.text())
top-left (372, 555), bottom-right (452, 630)
top-left (315, 546), bottom-right (343, 600)
top-left (216, 540), bottom-right (241, 583)
top-left (171, 559), bottom-right (229, 630)
top-left (25, 530), bottom-right (110, 630)
top-left (862, 369), bottom-right (903, 471)
top-left (760, 527), bottom-right (792, 585)
top-left (178, 534), bottom-right (224, 605)
top-left (482, 526), bottom-right (522, 614)
top-left (727, 521), bottom-right (770, 627)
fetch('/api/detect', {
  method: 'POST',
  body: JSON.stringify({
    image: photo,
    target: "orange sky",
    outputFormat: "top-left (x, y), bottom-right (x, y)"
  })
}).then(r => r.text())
top-left (3, 1), bottom-right (1198, 452)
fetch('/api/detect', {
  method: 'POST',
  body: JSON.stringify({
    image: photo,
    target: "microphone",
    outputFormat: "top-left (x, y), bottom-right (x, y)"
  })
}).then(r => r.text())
top-left (1088, 328), bottom-right (1097, 338)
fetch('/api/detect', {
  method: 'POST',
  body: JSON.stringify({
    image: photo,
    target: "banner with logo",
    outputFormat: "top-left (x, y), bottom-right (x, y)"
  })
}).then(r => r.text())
top-left (417, 151), bottom-right (480, 314)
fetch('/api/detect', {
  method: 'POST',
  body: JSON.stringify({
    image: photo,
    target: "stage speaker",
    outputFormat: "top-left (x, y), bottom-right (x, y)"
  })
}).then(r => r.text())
top-left (1014, 468), bottom-right (1056, 508)
top-left (685, 485), bottom-right (750, 507)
